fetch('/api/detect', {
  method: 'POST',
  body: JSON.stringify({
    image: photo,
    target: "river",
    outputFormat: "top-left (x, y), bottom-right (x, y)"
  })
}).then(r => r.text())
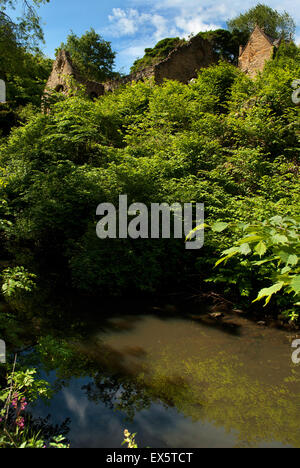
top-left (22, 301), bottom-right (300, 448)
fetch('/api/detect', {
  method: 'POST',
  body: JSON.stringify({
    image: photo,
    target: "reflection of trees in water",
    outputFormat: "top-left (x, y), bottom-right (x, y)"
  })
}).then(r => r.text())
top-left (13, 328), bottom-right (300, 448)
top-left (141, 352), bottom-right (300, 448)
top-left (83, 374), bottom-right (153, 421)
top-left (79, 350), bottom-right (300, 448)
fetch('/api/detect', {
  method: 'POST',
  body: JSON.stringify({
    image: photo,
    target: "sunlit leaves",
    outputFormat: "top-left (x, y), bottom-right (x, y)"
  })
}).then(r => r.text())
top-left (253, 281), bottom-right (285, 306)
top-left (213, 216), bottom-right (300, 316)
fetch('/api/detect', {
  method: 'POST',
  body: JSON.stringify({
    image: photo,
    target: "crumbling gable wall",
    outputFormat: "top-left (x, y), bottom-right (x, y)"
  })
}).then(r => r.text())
top-left (45, 50), bottom-right (104, 99)
top-left (238, 26), bottom-right (278, 77)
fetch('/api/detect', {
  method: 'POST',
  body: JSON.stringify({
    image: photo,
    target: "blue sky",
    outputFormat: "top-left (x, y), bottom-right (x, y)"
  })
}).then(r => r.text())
top-left (35, 0), bottom-right (300, 74)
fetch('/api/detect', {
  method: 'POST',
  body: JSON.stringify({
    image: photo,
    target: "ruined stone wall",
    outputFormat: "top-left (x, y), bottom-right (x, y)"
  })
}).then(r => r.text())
top-left (239, 27), bottom-right (275, 77)
top-left (46, 37), bottom-right (216, 98)
top-left (103, 35), bottom-right (216, 93)
top-left (45, 50), bottom-right (105, 98)
top-left (46, 28), bottom-right (278, 101)
top-left (154, 35), bottom-right (216, 84)
top-left (103, 66), bottom-right (155, 93)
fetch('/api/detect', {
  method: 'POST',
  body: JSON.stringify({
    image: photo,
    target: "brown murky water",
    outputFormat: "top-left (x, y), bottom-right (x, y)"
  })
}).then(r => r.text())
top-left (33, 311), bottom-right (300, 448)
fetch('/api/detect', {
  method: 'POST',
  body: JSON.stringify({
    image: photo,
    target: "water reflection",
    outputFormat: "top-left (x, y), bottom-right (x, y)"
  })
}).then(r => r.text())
top-left (18, 307), bottom-right (300, 448)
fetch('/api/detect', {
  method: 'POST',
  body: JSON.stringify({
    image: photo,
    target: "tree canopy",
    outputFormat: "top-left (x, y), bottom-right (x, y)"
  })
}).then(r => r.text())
top-left (227, 3), bottom-right (296, 41)
top-left (0, 0), bottom-right (49, 77)
top-left (58, 28), bottom-right (116, 82)
top-left (197, 29), bottom-right (248, 64)
top-left (0, 0), bottom-right (49, 48)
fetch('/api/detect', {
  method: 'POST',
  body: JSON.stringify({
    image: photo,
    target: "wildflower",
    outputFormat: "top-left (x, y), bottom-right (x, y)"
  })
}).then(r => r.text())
top-left (16, 416), bottom-right (25, 431)
top-left (11, 397), bottom-right (18, 409)
top-left (20, 398), bottom-right (27, 411)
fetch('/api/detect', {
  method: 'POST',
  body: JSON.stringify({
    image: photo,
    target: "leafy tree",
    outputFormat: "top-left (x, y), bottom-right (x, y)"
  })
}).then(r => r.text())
top-left (210, 217), bottom-right (300, 320)
top-left (57, 28), bottom-right (116, 82)
top-left (227, 3), bottom-right (296, 41)
top-left (0, 46), bottom-right (299, 316)
top-left (0, 0), bottom-right (49, 77)
top-left (197, 29), bottom-right (248, 64)
top-left (5, 49), bottom-right (52, 106)
top-left (0, 0), bottom-right (52, 135)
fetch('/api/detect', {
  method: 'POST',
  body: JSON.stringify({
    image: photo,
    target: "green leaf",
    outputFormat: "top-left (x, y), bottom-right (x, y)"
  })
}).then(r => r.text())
top-left (290, 276), bottom-right (300, 295)
top-left (270, 216), bottom-right (284, 225)
top-left (287, 255), bottom-right (298, 266)
top-left (211, 222), bottom-right (229, 233)
top-left (254, 241), bottom-right (267, 257)
top-left (253, 282), bottom-right (285, 306)
top-left (272, 234), bottom-right (289, 244)
top-left (238, 235), bottom-right (262, 245)
top-left (239, 243), bottom-right (251, 255)
top-left (215, 247), bottom-right (240, 266)
top-left (186, 223), bottom-right (208, 241)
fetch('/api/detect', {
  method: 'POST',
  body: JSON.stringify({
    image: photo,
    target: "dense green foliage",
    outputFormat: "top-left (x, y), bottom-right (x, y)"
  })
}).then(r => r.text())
top-left (197, 29), bottom-right (247, 65)
top-left (205, 217), bottom-right (299, 320)
top-left (0, 0), bottom-right (49, 75)
top-left (5, 51), bottom-right (52, 106)
top-left (0, 1), bottom-right (52, 135)
top-left (57, 28), bottom-right (116, 82)
top-left (0, 49), bottom-right (52, 136)
top-left (0, 40), bottom-right (299, 318)
top-left (227, 3), bottom-right (296, 41)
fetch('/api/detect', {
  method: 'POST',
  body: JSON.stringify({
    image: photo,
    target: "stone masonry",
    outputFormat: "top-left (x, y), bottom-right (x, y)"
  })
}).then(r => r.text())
top-left (103, 34), bottom-right (216, 92)
top-left (45, 27), bottom-right (281, 99)
top-left (238, 25), bottom-right (281, 77)
top-left (44, 50), bottom-right (105, 99)
top-left (45, 35), bottom-right (216, 98)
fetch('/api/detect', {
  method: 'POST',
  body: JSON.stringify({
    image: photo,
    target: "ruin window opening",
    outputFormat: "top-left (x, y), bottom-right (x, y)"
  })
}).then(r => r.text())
top-left (55, 85), bottom-right (65, 93)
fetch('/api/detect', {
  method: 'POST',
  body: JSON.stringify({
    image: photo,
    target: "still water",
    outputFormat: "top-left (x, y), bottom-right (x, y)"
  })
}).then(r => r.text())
top-left (29, 308), bottom-right (300, 448)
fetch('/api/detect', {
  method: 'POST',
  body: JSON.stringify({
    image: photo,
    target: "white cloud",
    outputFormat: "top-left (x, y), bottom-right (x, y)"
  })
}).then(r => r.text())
top-left (129, 0), bottom-right (300, 28)
top-left (106, 5), bottom-right (224, 42)
top-left (63, 390), bottom-right (89, 426)
top-left (108, 8), bottom-right (146, 36)
top-left (174, 16), bottom-right (220, 38)
top-left (120, 45), bottom-right (148, 57)
top-left (109, 0), bottom-right (300, 71)
top-left (108, 8), bottom-right (170, 39)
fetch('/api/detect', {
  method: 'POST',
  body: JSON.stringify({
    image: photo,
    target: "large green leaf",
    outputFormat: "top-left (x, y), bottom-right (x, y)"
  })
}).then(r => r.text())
top-left (211, 222), bottom-right (229, 233)
top-left (239, 243), bottom-right (252, 255)
top-left (254, 241), bottom-right (267, 257)
top-left (253, 282), bottom-right (285, 306)
top-left (291, 276), bottom-right (300, 295)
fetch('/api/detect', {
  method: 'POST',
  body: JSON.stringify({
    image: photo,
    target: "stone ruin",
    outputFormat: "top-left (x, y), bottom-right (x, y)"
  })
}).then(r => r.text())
top-left (238, 25), bottom-right (281, 77)
top-left (45, 35), bottom-right (216, 99)
top-left (103, 34), bottom-right (217, 92)
top-left (45, 27), bottom-right (283, 100)
top-left (44, 50), bottom-right (105, 100)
